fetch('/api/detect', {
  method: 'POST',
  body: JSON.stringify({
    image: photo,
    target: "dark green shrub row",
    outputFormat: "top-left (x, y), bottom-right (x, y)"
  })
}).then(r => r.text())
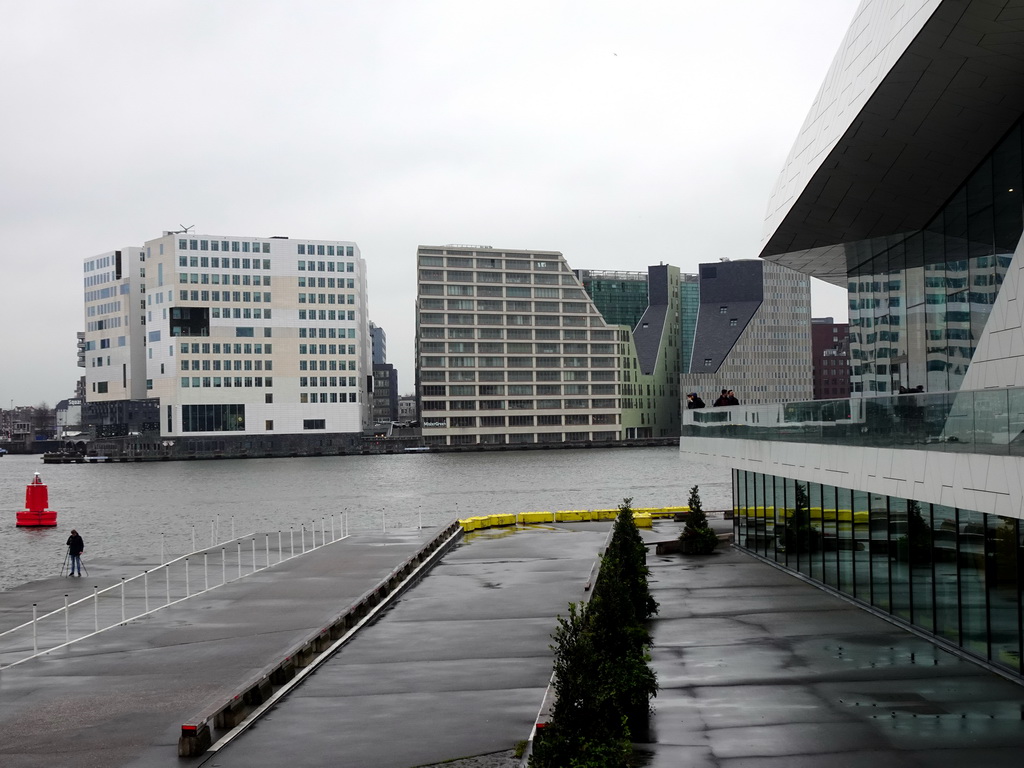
top-left (531, 499), bottom-right (658, 768)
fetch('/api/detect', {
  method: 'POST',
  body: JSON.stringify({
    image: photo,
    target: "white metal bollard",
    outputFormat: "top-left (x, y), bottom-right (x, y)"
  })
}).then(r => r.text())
top-left (204, 553), bottom-right (209, 591)
top-left (265, 534), bottom-right (270, 568)
top-left (301, 526), bottom-right (306, 554)
top-left (278, 530), bottom-right (283, 563)
top-left (237, 541), bottom-right (242, 579)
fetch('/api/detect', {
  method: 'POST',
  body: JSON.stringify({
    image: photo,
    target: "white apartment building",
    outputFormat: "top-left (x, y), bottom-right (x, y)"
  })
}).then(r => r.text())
top-left (83, 233), bottom-right (371, 452)
top-left (415, 245), bottom-right (684, 446)
top-left (82, 248), bottom-right (147, 402)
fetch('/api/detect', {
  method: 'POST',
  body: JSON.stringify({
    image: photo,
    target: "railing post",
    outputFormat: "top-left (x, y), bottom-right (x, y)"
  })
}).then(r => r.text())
top-left (64, 595), bottom-right (69, 645)
top-left (204, 553), bottom-right (209, 591)
top-left (94, 586), bottom-right (99, 632)
top-left (237, 541), bottom-right (242, 579)
top-left (32, 604), bottom-right (38, 656)
top-left (185, 558), bottom-right (190, 597)
top-left (265, 534), bottom-right (270, 568)
top-left (251, 537), bottom-right (256, 572)
top-left (290, 527), bottom-right (294, 558)
top-left (278, 530), bottom-right (283, 562)
top-left (322, 517), bottom-right (326, 546)
top-left (165, 566), bottom-right (170, 606)
top-left (382, 508), bottom-right (386, 532)
top-left (211, 519), bottom-right (215, 546)
top-left (330, 514), bottom-right (335, 542)
top-left (301, 525), bottom-right (306, 554)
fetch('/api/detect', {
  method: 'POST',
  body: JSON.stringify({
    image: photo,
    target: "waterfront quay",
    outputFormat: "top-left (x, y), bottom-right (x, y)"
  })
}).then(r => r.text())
top-left (5, 513), bottom-right (1024, 767)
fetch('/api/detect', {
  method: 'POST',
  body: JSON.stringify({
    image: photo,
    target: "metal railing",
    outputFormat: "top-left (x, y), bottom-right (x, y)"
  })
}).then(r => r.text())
top-left (0, 514), bottom-right (347, 670)
top-left (682, 386), bottom-right (1024, 456)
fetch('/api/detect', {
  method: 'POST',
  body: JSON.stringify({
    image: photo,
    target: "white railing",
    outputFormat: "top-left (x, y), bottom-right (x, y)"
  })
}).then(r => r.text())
top-left (0, 513), bottom-right (348, 670)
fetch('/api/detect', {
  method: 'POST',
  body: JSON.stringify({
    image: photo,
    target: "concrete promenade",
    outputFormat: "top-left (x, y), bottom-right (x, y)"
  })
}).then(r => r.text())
top-left (640, 519), bottom-right (1024, 767)
top-left (0, 527), bottom-right (450, 768)
top-left (4, 514), bottom-right (1024, 767)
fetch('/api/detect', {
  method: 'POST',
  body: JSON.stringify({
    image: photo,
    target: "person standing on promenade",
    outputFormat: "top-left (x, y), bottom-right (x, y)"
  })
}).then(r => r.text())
top-left (66, 529), bottom-right (84, 577)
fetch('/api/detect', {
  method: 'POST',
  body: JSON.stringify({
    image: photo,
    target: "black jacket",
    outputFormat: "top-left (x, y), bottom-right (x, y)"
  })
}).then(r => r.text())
top-left (67, 534), bottom-right (84, 556)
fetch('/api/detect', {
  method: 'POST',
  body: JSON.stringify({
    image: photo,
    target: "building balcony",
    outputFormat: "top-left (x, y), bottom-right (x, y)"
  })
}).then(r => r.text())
top-left (683, 387), bottom-right (1024, 457)
top-left (680, 387), bottom-right (1024, 521)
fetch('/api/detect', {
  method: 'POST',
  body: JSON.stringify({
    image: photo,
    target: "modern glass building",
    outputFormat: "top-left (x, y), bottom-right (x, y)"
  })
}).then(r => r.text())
top-left (575, 269), bottom-right (650, 329)
top-left (682, 0), bottom-right (1024, 681)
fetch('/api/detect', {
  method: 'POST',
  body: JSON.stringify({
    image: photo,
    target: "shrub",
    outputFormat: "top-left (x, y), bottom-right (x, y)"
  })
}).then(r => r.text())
top-left (679, 485), bottom-right (717, 554)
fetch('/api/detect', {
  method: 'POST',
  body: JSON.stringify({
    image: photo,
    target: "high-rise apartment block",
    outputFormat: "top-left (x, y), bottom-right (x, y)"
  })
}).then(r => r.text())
top-left (82, 232), bottom-right (371, 456)
top-left (811, 318), bottom-right (850, 400)
top-left (414, 246), bottom-right (683, 447)
top-left (679, 259), bottom-right (812, 405)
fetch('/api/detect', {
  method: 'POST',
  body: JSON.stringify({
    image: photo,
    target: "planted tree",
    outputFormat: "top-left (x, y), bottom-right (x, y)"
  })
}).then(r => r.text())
top-left (679, 485), bottom-right (717, 554)
top-left (605, 497), bottom-right (658, 622)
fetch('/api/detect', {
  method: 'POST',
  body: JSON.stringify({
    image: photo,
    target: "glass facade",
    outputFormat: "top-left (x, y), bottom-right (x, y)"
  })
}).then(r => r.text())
top-left (735, 469), bottom-right (1024, 678)
top-left (680, 275), bottom-right (698, 374)
top-left (576, 270), bottom-right (649, 329)
top-left (847, 120), bottom-right (1024, 395)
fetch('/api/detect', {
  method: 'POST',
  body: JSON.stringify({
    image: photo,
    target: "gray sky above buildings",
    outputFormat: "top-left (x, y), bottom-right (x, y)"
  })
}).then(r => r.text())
top-left (0, 0), bottom-right (858, 408)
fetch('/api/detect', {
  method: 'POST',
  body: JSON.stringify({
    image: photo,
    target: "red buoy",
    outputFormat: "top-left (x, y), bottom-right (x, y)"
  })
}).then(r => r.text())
top-left (17, 473), bottom-right (57, 527)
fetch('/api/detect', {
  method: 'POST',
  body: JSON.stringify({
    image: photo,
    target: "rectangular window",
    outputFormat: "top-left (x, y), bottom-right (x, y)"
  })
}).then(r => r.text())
top-left (303, 419), bottom-right (326, 430)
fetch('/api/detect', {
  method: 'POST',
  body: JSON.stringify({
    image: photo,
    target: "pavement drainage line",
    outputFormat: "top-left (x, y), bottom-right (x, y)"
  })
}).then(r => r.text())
top-left (202, 525), bottom-right (466, 758)
top-left (0, 534), bottom-right (353, 672)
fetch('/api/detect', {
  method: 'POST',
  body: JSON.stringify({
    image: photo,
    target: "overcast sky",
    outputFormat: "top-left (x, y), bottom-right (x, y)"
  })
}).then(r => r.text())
top-left (0, 0), bottom-right (859, 408)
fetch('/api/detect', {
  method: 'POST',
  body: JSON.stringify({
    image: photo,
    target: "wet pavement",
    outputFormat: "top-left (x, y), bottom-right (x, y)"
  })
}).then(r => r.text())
top-left (639, 519), bottom-right (1024, 767)
top-left (205, 523), bottom-right (610, 768)
top-left (4, 514), bottom-right (1024, 768)
top-left (0, 528), bottom-right (445, 768)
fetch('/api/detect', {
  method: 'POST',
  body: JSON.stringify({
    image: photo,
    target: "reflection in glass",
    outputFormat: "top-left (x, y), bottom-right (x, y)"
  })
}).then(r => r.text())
top-left (960, 509), bottom-right (987, 656)
top-left (987, 515), bottom-right (1020, 673)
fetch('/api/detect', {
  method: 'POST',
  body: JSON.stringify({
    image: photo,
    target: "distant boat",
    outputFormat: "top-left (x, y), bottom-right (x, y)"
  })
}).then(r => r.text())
top-left (403, 446), bottom-right (430, 453)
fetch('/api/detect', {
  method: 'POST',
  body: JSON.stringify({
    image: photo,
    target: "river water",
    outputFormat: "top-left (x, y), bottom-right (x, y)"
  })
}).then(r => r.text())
top-left (0, 447), bottom-right (728, 591)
